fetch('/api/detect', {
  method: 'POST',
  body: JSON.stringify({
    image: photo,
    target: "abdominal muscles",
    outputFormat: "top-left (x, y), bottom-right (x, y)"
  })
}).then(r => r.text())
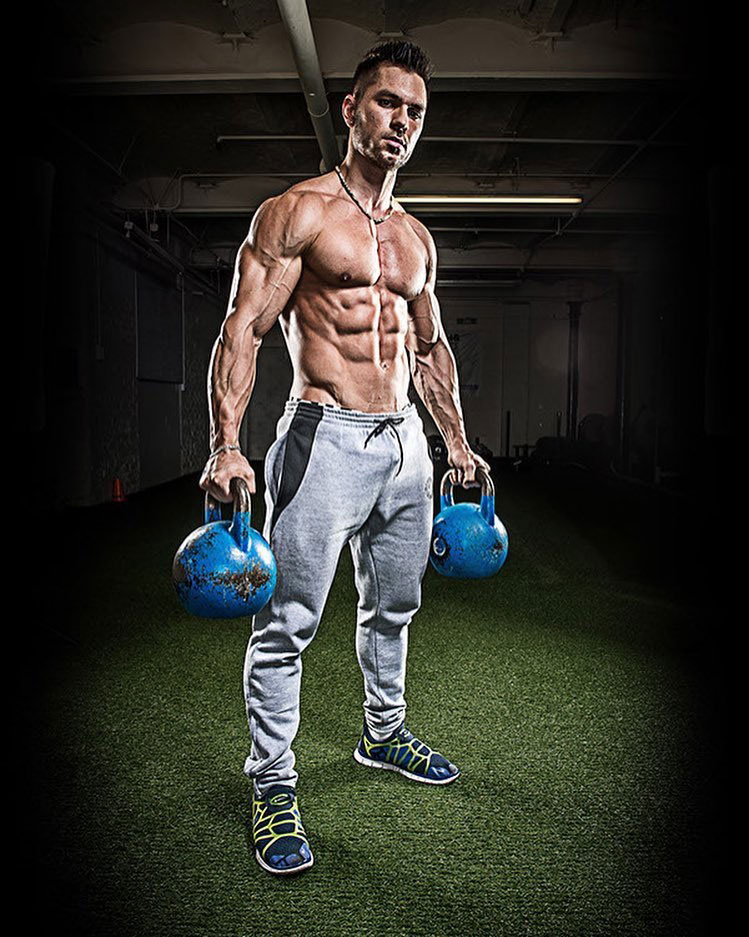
top-left (283, 284), bottom-right (412, 411)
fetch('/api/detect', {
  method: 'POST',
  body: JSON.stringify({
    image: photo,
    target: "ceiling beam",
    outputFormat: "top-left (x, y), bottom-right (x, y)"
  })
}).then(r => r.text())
top-left (53, 75), bottom-right (688, 97)
top-left (216, 133), bottom-right (685, 148)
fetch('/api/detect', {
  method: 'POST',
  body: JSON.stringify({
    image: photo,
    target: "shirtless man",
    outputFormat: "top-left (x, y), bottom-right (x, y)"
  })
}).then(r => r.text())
top-left (200, 40), bottom-right (489, 875)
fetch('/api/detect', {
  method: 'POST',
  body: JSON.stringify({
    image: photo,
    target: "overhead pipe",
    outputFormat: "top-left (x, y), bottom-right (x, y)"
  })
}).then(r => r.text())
top-left (275, 0), bottom-right (340, 173)
top-left (154, 169), bottom-right (666, 212)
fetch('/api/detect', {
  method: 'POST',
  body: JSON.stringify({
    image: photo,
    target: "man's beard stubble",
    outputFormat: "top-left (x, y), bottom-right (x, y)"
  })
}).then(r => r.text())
top-left (352, 109), bottom-right (409, 172)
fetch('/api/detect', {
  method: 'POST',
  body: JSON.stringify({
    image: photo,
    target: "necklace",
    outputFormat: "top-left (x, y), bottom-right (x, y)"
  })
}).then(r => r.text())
top-left (334, 164), bottom-right (394, 225)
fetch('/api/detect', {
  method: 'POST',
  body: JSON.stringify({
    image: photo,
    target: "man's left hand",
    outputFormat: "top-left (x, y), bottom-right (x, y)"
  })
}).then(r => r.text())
top-left (447, 443), bottom-right (492, 488)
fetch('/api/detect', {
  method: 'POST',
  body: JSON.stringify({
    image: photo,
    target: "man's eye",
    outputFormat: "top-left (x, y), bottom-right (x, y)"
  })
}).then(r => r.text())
top-left (409, 110), bottom-right (422, 120)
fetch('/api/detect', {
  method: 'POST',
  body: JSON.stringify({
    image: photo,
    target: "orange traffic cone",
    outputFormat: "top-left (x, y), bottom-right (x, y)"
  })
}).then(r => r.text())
top-left (112, 477), bottom-right (126, 503)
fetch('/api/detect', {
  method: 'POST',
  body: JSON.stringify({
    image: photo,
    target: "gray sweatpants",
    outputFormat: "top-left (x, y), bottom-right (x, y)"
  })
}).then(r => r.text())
top-left (242, 398), bottom-right (434, 796)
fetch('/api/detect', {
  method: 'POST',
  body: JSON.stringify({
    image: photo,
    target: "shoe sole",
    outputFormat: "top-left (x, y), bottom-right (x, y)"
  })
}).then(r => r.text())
top-left (353, 747), bottom-right (461, 785)
top-left (255, 848), bottom-right (314, 876)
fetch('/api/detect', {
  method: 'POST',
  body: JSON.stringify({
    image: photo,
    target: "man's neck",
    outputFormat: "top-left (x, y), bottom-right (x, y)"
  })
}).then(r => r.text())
top-left (339, 154), bottom-right (397, 214)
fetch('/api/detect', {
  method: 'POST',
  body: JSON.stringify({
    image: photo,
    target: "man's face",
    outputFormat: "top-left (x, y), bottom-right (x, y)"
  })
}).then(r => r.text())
top-left (345, 64), bottom-right (427, 171)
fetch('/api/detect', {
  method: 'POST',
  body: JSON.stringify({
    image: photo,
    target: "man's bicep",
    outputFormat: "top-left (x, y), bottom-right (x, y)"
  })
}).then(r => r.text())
top-left (231, 241), bottom-right (302, 339)
top-left (406, 221), bottom-right (444, 358)
top-left (225, 195), bottom-right (307, 341)
top-left (407, 282), bottom-right (442, 360)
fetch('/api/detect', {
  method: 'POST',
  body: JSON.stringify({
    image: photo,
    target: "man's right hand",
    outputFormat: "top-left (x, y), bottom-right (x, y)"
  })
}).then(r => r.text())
top-left (199, 449), bottom-right (256, 501)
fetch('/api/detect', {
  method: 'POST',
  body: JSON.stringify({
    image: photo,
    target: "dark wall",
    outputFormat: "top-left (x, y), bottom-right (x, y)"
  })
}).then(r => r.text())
top-left (16, 29), bottom-right (726, 508)
top-left (23, 141), bottom-right (224, 508)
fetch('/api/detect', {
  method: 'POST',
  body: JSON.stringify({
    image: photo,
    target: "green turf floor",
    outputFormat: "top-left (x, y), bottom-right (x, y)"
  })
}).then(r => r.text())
top-left (20, 468), bottom-right (718, 936)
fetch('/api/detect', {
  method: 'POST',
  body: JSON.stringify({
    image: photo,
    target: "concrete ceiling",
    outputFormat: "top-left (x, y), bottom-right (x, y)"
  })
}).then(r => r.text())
top-left (30, 0), bottom-right (700, 285)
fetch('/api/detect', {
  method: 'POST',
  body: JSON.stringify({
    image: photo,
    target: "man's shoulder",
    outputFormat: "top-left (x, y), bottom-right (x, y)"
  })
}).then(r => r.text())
top-left (260, 175), bottom-right (338, 236)
top-left (274, 174), bottom-right (339, 212)
top-left (394, 206), bottom-right (436, 258)
top-left (393, 205), bottom-right (432, 241)
top-left (251, 177), bottom-right (337, 253)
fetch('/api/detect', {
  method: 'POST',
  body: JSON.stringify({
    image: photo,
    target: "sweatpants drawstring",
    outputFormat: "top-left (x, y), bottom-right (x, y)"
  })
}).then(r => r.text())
top-left (363, 417), bottom-right (405, 476)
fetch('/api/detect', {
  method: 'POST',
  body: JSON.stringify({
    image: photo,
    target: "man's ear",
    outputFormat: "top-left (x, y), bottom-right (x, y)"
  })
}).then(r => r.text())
top-left (342, 93), bottom-right (356, 128)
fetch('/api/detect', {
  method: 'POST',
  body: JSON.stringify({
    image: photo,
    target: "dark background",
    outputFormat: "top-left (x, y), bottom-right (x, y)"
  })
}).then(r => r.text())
top-left (12, 2), bottom-right (734, 933)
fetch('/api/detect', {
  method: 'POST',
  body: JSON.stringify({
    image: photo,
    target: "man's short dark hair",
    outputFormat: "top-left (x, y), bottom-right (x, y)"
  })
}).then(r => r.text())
top-left (351, 40), bottom-right (433, 104)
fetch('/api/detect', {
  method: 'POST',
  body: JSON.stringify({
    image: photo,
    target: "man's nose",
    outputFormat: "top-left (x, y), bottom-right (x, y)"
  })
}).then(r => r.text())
top-left (391, 107), bottom-right (407, 130)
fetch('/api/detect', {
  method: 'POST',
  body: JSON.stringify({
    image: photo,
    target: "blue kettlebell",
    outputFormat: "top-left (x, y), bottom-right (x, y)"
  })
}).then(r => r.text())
top-left (172, 477), bottom-right (277, 618)
top-left (430, 467), bottom-right (509, 578)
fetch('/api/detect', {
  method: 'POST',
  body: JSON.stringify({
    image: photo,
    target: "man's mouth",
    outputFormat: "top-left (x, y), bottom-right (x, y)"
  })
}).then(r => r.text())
top-left (385, 137), bottom-right (405, 150)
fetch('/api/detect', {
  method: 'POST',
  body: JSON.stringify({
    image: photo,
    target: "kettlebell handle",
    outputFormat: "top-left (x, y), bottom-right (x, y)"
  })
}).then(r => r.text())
top-left (439, 466), bottom-right (496, 524)
top-left (204, 478), bottom-right (252, 551)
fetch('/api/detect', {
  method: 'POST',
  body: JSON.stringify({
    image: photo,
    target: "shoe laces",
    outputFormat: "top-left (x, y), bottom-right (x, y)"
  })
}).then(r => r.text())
top-left (395, 725), bottom-right (415, 743)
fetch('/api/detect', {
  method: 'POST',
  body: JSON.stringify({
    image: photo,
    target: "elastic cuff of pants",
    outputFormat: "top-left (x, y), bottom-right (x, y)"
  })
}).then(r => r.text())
top-left (365, 719), bottom-right (403, 743)
top-left (253, 779), bottom-right (296, 798)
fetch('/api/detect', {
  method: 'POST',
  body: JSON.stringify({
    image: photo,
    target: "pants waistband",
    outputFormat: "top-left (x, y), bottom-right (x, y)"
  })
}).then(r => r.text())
top-left (285, 397), bottom-right (417, 426)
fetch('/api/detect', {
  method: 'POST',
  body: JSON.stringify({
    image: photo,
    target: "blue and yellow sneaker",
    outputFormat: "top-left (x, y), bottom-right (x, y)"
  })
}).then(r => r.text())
top-left (251, 785), bottom-right (314, 875)
top-left (353, 721), bottom-right (460, 785)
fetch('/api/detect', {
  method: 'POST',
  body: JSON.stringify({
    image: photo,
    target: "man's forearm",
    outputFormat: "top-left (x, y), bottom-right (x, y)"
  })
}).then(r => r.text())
top-left (208, 324), bottom-right (262, 451)
top-left (411, 338), bottom-right (469, 452)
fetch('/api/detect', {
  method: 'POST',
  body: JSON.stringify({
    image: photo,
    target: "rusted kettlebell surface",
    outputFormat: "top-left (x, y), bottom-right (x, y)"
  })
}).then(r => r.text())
top-left (172, 478), bottom-right (277, 618)
top-left (430, 467), bottom-right (509, 579)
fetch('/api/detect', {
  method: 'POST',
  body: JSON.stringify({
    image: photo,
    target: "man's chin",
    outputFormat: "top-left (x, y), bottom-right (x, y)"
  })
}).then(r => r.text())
top-left (376, 147), bottom-right (407, 169)
top-left (356, 142), bottom-right (407, 171)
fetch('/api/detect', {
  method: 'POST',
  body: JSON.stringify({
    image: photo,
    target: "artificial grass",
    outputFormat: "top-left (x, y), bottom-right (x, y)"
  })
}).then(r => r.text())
top-left (19, 468), bottom-right (715, 936)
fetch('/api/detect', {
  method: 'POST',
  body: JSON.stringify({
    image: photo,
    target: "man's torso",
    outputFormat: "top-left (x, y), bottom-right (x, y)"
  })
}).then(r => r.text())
top-left (276, 173), bottom-right (430, 413)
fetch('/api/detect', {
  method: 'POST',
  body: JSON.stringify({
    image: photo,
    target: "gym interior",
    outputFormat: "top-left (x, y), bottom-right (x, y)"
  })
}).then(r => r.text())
top-left (16, 2), bottom-right (731, 935)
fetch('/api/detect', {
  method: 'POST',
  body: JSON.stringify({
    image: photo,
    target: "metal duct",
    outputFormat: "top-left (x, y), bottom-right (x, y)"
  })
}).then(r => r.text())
top-left (275, 0), bottom-right (341, 173)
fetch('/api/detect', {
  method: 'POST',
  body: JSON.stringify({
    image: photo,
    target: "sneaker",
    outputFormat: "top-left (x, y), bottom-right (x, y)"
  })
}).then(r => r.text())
top-left (251, 784), bottom-right (314, 875)
top-left (353, 721), bottom-right (460, 785)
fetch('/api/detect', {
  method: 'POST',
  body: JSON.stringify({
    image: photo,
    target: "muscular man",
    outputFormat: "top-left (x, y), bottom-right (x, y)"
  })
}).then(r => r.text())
top-left (201, 40), bottom-right (489, 876)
